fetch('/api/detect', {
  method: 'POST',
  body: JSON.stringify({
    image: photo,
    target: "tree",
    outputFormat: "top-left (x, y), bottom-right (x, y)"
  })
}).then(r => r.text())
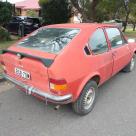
top-left (116, 0), bottom-right (136, 32)
top-left (39, 0), bottom-right (71, 25)
top-left (0, 1), bottom-right (12, 41)
top-left (129, 1), bottom-right (136, 31)
top-left (70, 0), bottom-right (100, 22)
top-left (70, 0), bottom-right (123, 23)
top-left (26, 10), bottom-right (38, 17)
top-left (122, 0), bottom-right (130, 32)
top-left (70, 0), bottom-right (136, 32)
top-left (95, 0), bottom-right (136, 32)
top-left (129, 14), bottom-right (136, 31)
top-left (96, 0), bottom-right (122, 20)
top-left (0, 1), bottom-right (12, 26)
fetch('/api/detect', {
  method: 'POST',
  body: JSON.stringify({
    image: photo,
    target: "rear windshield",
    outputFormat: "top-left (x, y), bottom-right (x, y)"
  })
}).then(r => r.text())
top-left (18, 28), bottom-right (80, 54)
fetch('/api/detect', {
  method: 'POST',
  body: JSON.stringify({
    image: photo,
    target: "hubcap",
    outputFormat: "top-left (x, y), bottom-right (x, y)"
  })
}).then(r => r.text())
top-left (130, 57), bottom-right (135, 71)
top-left (83, 88), bottom-right (95, 110)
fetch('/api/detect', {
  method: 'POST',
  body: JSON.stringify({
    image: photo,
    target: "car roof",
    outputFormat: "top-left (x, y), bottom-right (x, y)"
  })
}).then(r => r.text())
top-left (46, 23), bottom-right (116, 30)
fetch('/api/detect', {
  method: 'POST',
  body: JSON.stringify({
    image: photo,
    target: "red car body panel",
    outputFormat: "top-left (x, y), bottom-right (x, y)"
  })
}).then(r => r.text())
top-left (1, 23), bottom-right (136, 103)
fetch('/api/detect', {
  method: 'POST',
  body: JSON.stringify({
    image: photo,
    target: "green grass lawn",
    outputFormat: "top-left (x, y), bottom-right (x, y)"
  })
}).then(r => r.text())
top-left (0, 40), bottom-right (17, 50)
top-left (0, 35), bottom-right (19, 50)
top-left (124, 28), bottom-right (136, 38)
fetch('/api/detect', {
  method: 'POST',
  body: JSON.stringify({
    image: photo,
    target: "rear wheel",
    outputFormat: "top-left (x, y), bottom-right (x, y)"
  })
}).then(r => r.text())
top-left (123, 55), bottom-right (135, 72)
top-left (72, 80), bottom-right (98, 115)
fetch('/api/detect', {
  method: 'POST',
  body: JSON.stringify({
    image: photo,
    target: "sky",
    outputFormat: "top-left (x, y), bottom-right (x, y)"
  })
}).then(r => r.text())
top-left (2, 0), bottom-right (23, 3)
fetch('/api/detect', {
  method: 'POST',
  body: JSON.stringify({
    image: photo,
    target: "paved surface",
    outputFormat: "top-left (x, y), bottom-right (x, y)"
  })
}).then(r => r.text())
top-left (0, 70), bottom-right (136, 136)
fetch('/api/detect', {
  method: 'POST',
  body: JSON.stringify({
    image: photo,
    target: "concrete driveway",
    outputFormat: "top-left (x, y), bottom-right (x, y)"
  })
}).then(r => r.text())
top-left (0, 69), bottom-right (136, 136)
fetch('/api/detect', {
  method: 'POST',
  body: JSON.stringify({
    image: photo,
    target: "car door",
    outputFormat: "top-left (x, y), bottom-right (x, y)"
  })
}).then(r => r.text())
top-left (105, 27), bottom-right (132, 75)
top-left (88, 28), bottom-right (113, 83)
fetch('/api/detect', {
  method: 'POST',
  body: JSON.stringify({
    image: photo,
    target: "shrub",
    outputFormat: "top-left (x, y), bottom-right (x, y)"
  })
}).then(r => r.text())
top-left (0, 27), bottom-right (10, 41)
top-left (26, 10), bottom-right (38, 17)
top-left (0, 1), bottom-right (12, 26)
top-left (39, 0), bottom-right (71, 25)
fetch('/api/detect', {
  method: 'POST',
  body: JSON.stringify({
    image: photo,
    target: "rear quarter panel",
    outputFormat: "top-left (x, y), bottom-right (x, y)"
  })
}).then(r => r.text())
top-left (48, 28), bottom-right (104, 101)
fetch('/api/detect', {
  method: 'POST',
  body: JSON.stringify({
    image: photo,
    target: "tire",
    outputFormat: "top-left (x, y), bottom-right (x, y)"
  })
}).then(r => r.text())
top-left (123, 55), bottom-right (135, 72)
top-left (72, 80), bottom-right (98, 115)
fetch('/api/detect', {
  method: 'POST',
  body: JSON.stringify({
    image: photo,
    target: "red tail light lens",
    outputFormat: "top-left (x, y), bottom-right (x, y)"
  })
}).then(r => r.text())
top-left (49, 78), bottom-right (67, 85)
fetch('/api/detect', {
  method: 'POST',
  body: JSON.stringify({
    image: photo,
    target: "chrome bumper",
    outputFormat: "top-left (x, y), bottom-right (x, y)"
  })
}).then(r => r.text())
top-left (3, 74), bottom-right (72, 104)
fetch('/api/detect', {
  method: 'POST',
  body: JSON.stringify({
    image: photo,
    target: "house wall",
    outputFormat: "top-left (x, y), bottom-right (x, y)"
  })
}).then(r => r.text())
top-left (15, 8), bottom-right (22, 16)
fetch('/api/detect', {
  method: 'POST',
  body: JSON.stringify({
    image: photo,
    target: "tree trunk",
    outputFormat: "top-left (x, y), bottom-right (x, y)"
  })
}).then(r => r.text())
top-left (70, 0), bottom-right (88, 22)
top-left (122, 0), bottom-right (130, 32)
top-left (70, 0), bottom-right (100, 22)
top-left (91, 0), bottom-right (99, 21)
top-left (133, 24), bottom-right (136, 31)
top-left (122, 12), bottom-right (129, 32)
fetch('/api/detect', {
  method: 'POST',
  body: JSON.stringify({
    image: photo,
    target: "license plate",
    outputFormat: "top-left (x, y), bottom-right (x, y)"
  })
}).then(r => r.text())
top-left (15, 68), bottom-right (30, 80)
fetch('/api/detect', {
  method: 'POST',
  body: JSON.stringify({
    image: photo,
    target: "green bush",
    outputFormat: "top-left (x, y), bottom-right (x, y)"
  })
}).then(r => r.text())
top-left (0, 1), bottom-right (12, 26)
top-left (39, 0), bottom-right (71, 25)
top-left (26, 10), bottom-right (38, 17)
top-left (0, 27), bottom-right (10, 41)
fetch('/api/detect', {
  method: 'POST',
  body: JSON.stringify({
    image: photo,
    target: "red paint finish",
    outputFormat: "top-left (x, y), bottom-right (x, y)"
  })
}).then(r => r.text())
top-left (1, 23), bottom-right (136, 103)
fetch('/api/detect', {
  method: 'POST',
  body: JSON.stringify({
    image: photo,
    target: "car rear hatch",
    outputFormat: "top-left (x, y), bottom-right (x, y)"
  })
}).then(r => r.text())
top-left (1, 46), bottom-right (56, 93)
top-left (0, 27), bottom-right (80, 94)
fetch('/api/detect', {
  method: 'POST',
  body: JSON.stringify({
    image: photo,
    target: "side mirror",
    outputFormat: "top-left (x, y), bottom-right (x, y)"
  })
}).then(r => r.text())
top-left (128, 38), bottom-right (135, 43)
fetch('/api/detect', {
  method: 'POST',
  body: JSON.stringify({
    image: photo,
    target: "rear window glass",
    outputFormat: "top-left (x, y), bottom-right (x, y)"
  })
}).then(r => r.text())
top-left (18, 28), bottom-right (80, 54)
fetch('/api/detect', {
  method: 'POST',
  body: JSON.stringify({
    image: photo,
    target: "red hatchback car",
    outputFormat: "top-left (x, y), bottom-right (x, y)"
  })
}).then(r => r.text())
top-left (0, 23), bottom-right (136, 115)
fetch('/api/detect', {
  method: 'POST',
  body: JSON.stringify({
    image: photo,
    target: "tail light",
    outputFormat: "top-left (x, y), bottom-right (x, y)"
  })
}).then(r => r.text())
top-left (49, 78), bottom-right (68, 93)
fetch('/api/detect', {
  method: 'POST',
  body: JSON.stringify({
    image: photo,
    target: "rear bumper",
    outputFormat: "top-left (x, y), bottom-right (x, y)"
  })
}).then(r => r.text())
top-left (3, 74), bottom-right (72, 104)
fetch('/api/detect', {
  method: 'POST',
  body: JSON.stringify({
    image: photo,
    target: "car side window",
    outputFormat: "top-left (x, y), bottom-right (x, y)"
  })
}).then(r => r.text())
top-left (89, 29), bottom-right (108, 55)
top-left (106, 28), bottom-right (126, 48)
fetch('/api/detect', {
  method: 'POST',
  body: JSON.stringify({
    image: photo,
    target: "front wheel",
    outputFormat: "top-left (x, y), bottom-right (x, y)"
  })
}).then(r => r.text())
top-left (72, 80), bottom-right (98, 115)
top-left (123, 55), bottom-right (135, 72)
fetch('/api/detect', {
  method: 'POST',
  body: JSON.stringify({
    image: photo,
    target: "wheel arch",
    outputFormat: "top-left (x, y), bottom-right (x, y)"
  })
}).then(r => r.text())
top-left (73, 73), bottom-right (101, 102)
top-left (91, 75), bottom-right (100, 85)
top-left (134, 50), bottom-right (136, 55)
